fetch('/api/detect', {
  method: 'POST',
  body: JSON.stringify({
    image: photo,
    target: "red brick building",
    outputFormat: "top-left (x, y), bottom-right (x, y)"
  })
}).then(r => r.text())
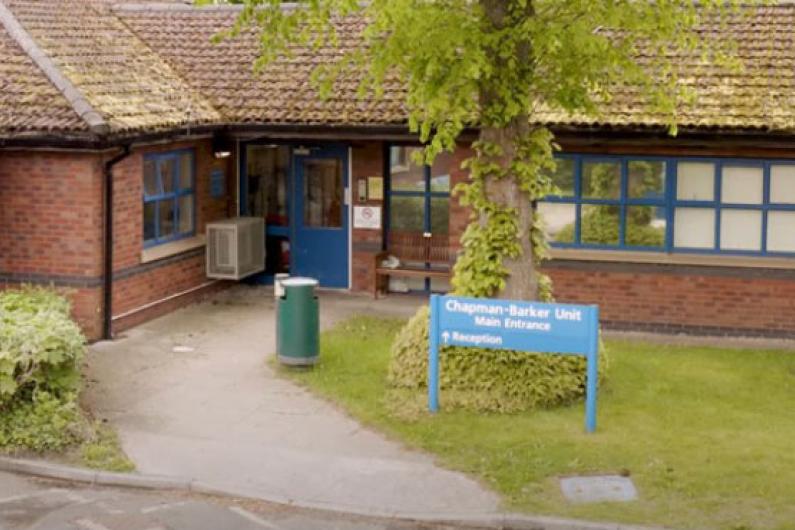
top-left (2, 1), bottom-right (795, 340)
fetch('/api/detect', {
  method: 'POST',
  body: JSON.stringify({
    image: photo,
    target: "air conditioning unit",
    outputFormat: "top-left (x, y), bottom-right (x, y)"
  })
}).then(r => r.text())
top-left (206, 217), bottom-right (265, 280)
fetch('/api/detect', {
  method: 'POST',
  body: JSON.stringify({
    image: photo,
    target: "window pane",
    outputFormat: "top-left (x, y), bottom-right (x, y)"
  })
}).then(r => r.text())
top-left (582, 161), bottom-right (620, 199)
top-left (159, 158), bottom-right (175, 194)
top-left (628, 160), bottom-right (665, 199)
top-left (158, 199), bottom-right (176, 239)
top-left (303, 159), bottom-right (343, 228)
top-left (143, 202), bottom-right (157, 242)
top-left (143, 159), bottom-right (158, 197)
top-left (538, 203), bottom-right (576, 243)
top-left (770, 165), bottom-right (795, 204)
top-left (546, 158), bottom-right (575, 197)
top-left (581, 205), bottom-right (619, 245)
top-left (677, 162), bottom-right (714, 201)
top-left (389, 196), bottom-right (425, 232)
top-left (674, 208), bottom-right (715, 248)
top-left (390, 146), bottom-right (425, 192)
top-left (430, 151), bottom-right (452, 192)
top-left (767, 211), bottom-right (795, 252)
top-left (722, 166), bottom-right (762, 204)
top-left (430, 197), bottom-right (449, 234)
top-left (247, 145), bottom-right (289, 226)
top-left (720, 209), bottom-right (761, 251)
top-left (178, 195), bottom-right (194, 234)
top-left (626, 206), bottom-right (666, 248)
top-left (179, 152), bottom-right (193, 191)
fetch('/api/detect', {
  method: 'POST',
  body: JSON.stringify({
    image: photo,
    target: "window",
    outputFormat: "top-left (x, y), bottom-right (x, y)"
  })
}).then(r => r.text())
top-left (387, 145), bottom-right (452, 292)
top-left (143, 150), bottom-right (195, 247)
top-left (542, 156), bottom-right (666, 250)
top-left (540, 154), bottom-right (795, 256)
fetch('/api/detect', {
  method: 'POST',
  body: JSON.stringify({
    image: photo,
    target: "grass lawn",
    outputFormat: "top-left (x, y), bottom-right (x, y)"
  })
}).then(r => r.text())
top-left (278, 316), bottom-right (795, 530)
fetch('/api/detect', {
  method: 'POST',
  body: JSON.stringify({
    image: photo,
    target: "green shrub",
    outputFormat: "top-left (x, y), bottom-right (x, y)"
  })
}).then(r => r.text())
top-left (0, 287), bottom-right (87, 452)
top-left (0, 390), bottom-right (86, 451)
top-left (0, 287), bottom-right (85, 407)
top-left (388, 306), bottom-right (607, 413)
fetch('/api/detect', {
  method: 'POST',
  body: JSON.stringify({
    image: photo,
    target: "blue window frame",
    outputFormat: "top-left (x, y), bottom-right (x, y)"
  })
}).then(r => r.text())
top-left (385, 145), bottom-right (452, 291)
top-left (143, 149), bottom-right (195, 247)
top-left (540, 154), bottom-right (795, 256)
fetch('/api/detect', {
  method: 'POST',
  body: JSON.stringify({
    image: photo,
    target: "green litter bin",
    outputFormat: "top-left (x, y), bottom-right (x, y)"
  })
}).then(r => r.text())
top-left (277, 277), bottom-right (319, 366)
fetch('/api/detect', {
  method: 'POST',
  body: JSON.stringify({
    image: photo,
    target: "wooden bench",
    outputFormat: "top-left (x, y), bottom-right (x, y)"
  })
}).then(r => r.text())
top-left (373, 232), bottom-right (452, 298)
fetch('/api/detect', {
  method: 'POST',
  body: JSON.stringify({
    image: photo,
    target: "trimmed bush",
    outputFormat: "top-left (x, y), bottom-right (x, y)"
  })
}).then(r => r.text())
top-left (0, 287), bottom-right (85, 406)
top-left (388, 306), bottom-right (607, 413)
top-left (0, 287), bottom-right (87, 451)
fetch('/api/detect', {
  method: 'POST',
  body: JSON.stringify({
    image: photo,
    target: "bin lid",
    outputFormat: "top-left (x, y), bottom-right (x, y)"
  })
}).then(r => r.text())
top-left (281, 277), bottom-right (319, 287)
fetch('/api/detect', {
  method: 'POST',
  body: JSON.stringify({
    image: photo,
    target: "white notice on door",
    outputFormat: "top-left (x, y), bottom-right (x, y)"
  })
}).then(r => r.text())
top-left (353, 206), bottom-right (382, 229)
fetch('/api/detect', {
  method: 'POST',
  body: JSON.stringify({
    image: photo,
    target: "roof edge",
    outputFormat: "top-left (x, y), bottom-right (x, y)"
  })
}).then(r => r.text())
top-left (0, 0), bottom-right (109, 136)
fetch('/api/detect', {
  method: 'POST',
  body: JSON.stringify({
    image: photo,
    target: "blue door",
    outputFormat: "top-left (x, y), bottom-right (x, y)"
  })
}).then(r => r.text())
top-left (292, 147), bottom-right (349, 288)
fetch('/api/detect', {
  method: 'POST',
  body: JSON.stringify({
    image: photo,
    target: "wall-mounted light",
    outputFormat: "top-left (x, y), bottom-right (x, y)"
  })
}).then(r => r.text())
top-left (212, 132), bottom-right (233, 159)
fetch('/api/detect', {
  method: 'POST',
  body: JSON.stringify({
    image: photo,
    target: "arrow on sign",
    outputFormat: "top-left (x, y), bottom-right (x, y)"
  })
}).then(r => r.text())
top-left (441, 331), bottom-right (450, 344)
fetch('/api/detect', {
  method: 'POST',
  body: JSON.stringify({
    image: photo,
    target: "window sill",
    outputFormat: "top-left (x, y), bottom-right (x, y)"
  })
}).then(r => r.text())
top-left (548, 247), bottom-right (795, 270)
top-left (141, 235), bottom-right (206, 264)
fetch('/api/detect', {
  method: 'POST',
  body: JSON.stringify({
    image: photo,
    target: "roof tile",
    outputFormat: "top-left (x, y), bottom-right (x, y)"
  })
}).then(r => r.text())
top-left (0, 22), bottom-right (86, 134)
top-left (5, 0), bottom-right (219, 134)
top-left (116, 6), bottom-right (407, 127)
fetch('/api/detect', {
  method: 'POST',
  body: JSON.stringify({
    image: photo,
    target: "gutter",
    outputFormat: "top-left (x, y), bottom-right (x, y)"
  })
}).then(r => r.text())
top-left (103, 147), bottom-right (132, 340)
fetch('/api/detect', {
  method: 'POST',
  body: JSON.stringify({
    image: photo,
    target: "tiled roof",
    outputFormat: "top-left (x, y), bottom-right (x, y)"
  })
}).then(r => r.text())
top-left (537, 5), bottom-right (795, 132)
top-left (1, 2), bottom-right (795, 139)
top-left (3, 0), bottom-right (219, 135)
top-left (0, 22), bottom-right (86, 134)
top-left (115, 5), bottom-right (407, 126)
top-left (108, 3), bottom-right (795, 135)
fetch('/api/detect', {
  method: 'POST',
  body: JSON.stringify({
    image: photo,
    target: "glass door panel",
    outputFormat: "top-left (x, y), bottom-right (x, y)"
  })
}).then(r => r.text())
top-left (303, 159), bottom-right (343, 228)
top-left (245, 145), bottom-right (290, 275)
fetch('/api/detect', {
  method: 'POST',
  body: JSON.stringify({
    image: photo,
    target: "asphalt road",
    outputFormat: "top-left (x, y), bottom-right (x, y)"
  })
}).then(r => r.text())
top-left (0, 472), bottom-right (483, 530)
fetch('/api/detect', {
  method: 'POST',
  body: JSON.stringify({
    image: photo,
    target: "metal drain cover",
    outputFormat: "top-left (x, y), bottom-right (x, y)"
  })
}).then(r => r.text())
top-left (560, 475), bottom-right (638, 503)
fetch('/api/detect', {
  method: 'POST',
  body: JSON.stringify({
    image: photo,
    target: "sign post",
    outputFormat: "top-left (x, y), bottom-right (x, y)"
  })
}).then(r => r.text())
top-left (428, 294), bottom-right (600, 432)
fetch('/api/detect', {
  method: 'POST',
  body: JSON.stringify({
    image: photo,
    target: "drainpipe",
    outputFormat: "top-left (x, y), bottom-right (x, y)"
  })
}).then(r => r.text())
top-left (103, 146), bottom-right (131, 340)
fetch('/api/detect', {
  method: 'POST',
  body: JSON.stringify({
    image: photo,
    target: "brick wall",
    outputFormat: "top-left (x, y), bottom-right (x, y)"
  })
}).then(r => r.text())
top-left (350, 141), bottom-right (385, 291)
top-left (0, 152), bottom-right (104, 277)
top-left (110, 138), bottom-right (234, 334)
top-left (0, 139), bottom-right (235, 341)
top-left (0, 151), bottom-right (105, 334)
top-left (544, 261), bottom-right (795, 337)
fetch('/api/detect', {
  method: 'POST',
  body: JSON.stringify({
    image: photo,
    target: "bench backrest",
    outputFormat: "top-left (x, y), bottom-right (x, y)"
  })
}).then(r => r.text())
top-left (387, 231), bottom-right (450, 265)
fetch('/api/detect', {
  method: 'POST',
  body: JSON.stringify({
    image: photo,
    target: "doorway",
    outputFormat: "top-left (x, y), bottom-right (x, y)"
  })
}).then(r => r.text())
top-left (241, 144), bottom-right (350, 288)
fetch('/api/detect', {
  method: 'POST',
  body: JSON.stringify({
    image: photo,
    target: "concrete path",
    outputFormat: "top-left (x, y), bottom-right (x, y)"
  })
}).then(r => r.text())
top-left (85, 286), bottom-right (501, 518)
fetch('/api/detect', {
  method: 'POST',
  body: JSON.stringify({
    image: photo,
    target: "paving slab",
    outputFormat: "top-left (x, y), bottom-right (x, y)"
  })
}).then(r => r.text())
top-left (85, 286), bottom-right (500, 517)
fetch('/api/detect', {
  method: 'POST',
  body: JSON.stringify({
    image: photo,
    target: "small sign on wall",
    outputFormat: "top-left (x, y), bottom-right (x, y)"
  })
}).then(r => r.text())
top-left (353, 205), bottom-right (382, 230)
top-left (210, 169), bottom-right (225, 198)
top-left (367, 176), bottom-right (384, 201)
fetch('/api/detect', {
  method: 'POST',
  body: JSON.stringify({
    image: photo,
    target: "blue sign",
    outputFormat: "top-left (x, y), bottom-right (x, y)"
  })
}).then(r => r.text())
top-left (428, 294), bottom-right (600, 432)
top-left (210, 169), bottom-right (225, 198)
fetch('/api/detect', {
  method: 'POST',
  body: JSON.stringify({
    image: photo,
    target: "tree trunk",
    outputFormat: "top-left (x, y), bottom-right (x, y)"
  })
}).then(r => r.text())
top-left (479, 0), bottom-right (539, 301)
top-left (479, 120), bottom-right (539, 301)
